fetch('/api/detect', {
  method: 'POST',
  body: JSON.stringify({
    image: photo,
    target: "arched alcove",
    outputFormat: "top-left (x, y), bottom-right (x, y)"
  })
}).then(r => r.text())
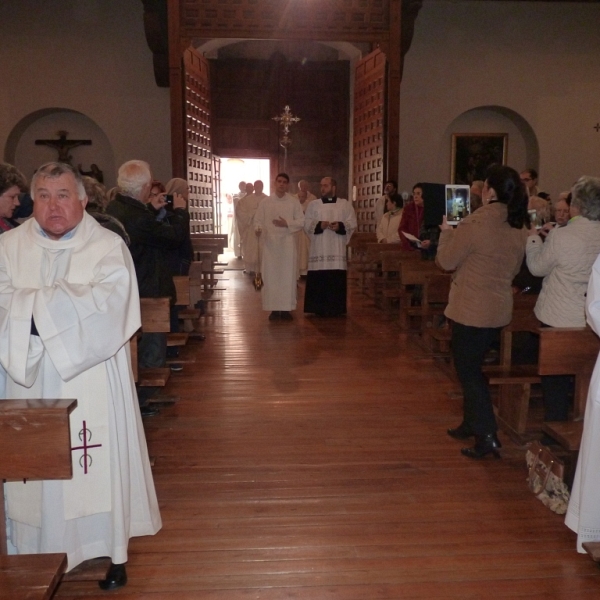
top-left (4, 109), bottom-right (115, 186)
top-left (439, 106), bottom-right (539, 180)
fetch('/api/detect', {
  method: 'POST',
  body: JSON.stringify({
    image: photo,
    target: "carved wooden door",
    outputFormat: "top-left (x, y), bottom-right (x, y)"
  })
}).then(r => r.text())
top-left (353, 49), bottom-right (386, 234)
top-left (184, 47), bottom-right (214, 233)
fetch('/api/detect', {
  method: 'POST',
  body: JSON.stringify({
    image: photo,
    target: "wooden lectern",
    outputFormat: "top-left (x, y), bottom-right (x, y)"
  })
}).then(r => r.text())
top-left (0, 398), bottom-right (77, 600)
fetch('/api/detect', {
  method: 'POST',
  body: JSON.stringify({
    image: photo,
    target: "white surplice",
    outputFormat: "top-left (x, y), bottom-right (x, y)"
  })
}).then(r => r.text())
top-left (304, 198), bottom-right (357, 271)
top-left (254, 193), bottom-right (305, 311)
top-left (0, 213), bottom-right (161, 570)
top-left (566, 254), bottom-right (600, 552)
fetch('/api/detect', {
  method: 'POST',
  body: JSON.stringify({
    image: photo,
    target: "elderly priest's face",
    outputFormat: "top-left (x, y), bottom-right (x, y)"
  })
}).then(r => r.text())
top-left (33, 172), bottom-right (88, 240)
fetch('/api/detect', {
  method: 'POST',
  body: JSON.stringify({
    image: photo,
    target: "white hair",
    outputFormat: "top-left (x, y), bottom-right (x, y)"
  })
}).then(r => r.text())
top-left (31, 162), bottom-right (86, 201)
top-left (117, 160), bottom-right (151, 200)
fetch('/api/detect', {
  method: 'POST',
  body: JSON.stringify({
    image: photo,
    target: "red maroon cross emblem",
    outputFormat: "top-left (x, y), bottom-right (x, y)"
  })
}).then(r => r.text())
top-left (70, 421), bottom-right (103, 474)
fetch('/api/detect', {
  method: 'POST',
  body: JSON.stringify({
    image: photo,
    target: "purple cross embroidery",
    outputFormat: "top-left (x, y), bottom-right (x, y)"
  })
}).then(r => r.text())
top-left (70, 420), bottom-right (102, 474)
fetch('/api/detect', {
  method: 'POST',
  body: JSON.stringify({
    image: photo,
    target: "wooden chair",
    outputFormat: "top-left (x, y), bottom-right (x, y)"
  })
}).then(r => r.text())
top-left (0, 399), bottom-right (78, 599)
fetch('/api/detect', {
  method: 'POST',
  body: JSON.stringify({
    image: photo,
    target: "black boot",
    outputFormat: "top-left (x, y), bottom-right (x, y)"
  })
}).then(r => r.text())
top-left (447, 422), bottom-right (474, 440)
top-left (99, 562), bottom-right (127, 591)
top-left (461, 433), bottom-right (502, 459)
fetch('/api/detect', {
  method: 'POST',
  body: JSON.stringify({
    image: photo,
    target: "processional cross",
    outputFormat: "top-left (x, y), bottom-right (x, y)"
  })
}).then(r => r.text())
top-left (272, 106), bottom-right (301, 172)
top-left (35, 130), bottom-right (92, 165)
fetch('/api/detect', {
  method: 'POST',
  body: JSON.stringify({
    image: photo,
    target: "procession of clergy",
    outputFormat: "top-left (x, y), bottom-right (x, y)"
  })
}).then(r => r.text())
top-left (5, 158), bottom-right (600, 592)
top-left (235, 173), bottom-right (357, 320)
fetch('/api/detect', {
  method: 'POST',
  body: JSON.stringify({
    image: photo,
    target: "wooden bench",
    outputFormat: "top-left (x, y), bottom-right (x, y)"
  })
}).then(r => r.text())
top-left (397, 258), bottom-right (440, 330)
top-left (540, 326), bottom-right (600, 450)
top-left (0, 399), bottom-right (78, 599)
top-left (370, 250), bottom-right (415, 314)
top-left (347, 232), bottom-right (377, 287)
top-left (138, 297), bottom-right (172, 386)
top-left (483, 298), bottom-right (541, 441)
top-left (172, 275), bottom-right (202, 351)
top-left (421, 273), bottom-right (452, 355)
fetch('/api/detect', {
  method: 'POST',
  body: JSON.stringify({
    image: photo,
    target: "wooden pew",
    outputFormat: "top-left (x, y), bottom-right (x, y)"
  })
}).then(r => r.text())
top-left (370, 250), bottom-right (414, 313)
top-left (421, 273), bottom-right (452, 355)
top-left (172, 275), bottom-right (202, 352)
top-left (397, 258), bottom-right (440, 330)
top-left (346, 232), bottom-right (377, 286)
top-left (138, 297), bottom-right (171, 386)
top-left (0, 399), bottom-right (77, 599)
top-left (482, 295), bottom-right (541, 441)
top-left (540, 326), bottom-right (600, 451)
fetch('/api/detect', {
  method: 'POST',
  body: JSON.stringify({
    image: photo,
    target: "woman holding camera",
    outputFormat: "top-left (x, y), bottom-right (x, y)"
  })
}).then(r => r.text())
top-left (436, 165), bottom-right (529, 459)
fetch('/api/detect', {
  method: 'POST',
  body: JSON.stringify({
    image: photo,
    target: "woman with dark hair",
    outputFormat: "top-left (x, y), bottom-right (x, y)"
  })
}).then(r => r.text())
top-left (398, 183), bottom-right (425, 250)
top-left (0, 162), bottom-right (28, 233)
top-left (436, 165), bottom-right (529, 458)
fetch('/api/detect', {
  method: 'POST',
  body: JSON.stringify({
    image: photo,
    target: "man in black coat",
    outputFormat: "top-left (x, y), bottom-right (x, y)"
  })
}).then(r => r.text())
top-left (106, 160), bottom-right (189, 415)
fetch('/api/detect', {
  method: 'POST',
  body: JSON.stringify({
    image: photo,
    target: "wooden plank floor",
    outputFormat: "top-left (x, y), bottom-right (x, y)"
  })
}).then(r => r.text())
top-left (56, 263), bottom-right (600, 598)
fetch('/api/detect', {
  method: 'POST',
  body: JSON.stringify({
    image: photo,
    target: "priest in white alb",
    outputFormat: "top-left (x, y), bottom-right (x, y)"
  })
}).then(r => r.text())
top-left (304, 176), bottom-right (357, 317)
top-left (0, 162), bottom-right (161, 591)
top-left (254, 173), bottom-right (305, 321)
top-left (566, 247), bottom-right (600, 552)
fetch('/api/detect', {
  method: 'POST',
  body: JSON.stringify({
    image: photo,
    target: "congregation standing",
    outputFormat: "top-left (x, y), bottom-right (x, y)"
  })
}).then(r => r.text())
top-left (3, 153), bottom-right (600, 588)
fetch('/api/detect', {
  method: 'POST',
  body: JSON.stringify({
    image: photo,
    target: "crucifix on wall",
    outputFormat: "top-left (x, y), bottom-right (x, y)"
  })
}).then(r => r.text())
top-left (35, 130), bottom-right (92, 165)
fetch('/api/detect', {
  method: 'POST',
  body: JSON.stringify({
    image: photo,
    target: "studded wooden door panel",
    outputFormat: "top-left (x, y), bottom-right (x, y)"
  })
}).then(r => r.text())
top-left (353, 49), bottom-right (386, 234)
top-left (184, 47), bottom-right (214, 233)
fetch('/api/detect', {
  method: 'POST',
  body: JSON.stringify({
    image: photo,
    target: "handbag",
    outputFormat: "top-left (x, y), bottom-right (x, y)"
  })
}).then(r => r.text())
top-left (525, 441), bottom-right (570, 514)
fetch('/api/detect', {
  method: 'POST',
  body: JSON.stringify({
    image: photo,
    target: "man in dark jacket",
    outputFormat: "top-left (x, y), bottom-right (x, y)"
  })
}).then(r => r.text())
top-left (106, 160), bottom-right (189, 415)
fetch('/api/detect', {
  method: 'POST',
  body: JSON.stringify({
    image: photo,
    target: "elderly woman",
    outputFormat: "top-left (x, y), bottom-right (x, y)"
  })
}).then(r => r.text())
top-left (526, 176), bottom-right (600, 422)
top-left (437, 165), bottom-right (529, 459)
top-left (376, 194), bottom-right (402, 243)
top-left (0, 162), bottom-right (27, 233)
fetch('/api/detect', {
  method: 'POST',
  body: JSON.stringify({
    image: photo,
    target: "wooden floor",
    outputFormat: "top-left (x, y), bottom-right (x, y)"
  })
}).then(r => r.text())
top-left (56, 261), bottom-right (600, 599)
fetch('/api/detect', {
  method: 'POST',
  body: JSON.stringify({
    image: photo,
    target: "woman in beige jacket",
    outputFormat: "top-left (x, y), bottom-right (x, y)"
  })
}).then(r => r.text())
top-left (436, 165), bottom-right (529, 459)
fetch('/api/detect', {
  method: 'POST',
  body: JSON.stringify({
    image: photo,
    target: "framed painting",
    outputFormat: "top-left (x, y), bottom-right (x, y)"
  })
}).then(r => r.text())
top-left (450, 133), bottom-right (508, 184)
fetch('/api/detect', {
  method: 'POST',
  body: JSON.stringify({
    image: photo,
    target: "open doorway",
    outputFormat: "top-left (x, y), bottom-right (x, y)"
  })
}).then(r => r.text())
top-left (218, 157), bottom-right (271, 250)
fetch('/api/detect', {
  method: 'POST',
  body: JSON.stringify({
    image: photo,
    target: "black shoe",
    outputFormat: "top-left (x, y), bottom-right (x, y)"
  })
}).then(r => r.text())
top-left (99, 562), bottom-right (127, 591)
top-left (280, 311), bottom-right (293, 321)
top-left (140, 405), bottom-right (159, 418)
top-left (269, 311), bottom-right (280, 321)
top-left (447, 422), bottom-right (474, 440)
top-left (461, 433), bottom-right (502, 459)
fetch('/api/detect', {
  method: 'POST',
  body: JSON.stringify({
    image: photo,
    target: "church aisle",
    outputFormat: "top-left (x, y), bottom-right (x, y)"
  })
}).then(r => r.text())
top-left (56, 270), bottom-right (600, 598)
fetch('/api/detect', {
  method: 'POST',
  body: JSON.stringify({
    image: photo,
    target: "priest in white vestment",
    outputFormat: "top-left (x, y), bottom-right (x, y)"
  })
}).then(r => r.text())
top-left (566, 249), bottom-right (600, 552)
top-left (294, 180), bottom-right (317, 278)
top-left (0, 163), bottom-right (161, 590)
top-left (253, 173), bottom-right (305, 321)
top-left (304, 177), bottom-right (357, 317)
top-left (236, 179), bottom-right (266, 274)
